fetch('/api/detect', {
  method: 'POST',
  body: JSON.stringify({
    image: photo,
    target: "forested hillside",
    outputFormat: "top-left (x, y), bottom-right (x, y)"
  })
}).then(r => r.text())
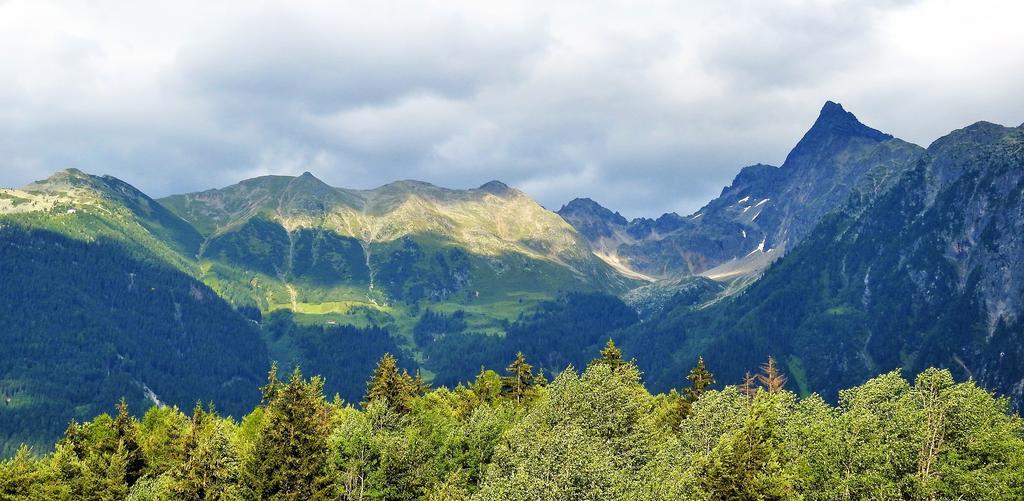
top-left (0, 225), bottom-right (268, 458)
top-left (2, 350), bottom-right (1022, 500)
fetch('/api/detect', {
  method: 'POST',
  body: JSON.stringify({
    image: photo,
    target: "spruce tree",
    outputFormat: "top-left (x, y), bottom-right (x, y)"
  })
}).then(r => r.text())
top-left (112, 400), bottom-right (146, 488)
top-left (678, 356), bottom-right (716, 420)
top-left (588, 339), bottom-right (626, 371)
top-left (703, 392), bottom-right (793, 499)
top-left (501, 352), bottom-right (536, 404)
top-left (244, 367), bottom-right (333, 499)
top-left (365, 353), bottom-right (414, 413)
top-left (410, 369), bottom-right (431, 396)
top-left (740, 371), bottom-right (758, 402)
top-left (171, 404), bottom-right (240, 499)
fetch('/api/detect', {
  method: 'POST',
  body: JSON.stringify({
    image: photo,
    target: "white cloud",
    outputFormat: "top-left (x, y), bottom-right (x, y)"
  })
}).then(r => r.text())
top-left (1, 0), bottom-right (1022, 218)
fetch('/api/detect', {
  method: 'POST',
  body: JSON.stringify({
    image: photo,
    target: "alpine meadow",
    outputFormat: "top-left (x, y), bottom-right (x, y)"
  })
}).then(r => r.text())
top-left (3, 1), bottom-right (1024, 499)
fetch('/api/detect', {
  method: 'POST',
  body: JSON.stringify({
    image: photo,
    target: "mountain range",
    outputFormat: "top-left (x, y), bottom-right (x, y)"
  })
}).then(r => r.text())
top-left (2, 101), bottom-right (1022, 456)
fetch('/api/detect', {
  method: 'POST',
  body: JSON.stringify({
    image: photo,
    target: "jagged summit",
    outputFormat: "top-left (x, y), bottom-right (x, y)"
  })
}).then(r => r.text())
top-left (556, 198), bottom-right (630, 243)
top-left (558, 198), bottom-right (628, 225)
top-left (560, 101), bottom-right (923, 280)
top-left (478, 180), bottom-right (514, 196)
top-left (813, 101), bottom-right (891, 140)
top-left (783, 101), bottom-right (893, 169)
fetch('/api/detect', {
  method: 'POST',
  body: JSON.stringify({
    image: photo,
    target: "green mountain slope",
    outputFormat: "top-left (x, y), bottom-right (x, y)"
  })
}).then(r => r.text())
top-left (159, 173), bottom-right (636, 336)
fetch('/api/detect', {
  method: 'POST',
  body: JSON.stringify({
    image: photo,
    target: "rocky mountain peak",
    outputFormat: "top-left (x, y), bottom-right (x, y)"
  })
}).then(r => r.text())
top-left (478, 180), bottom-right (515, 197)
top-left (557, 198), bottom-right (628, 226)
top-left (814, 101), bottom-right (891, 140)
top-left (286, 171), bottom-right (333, 192)
top-left (783, 101), bottom-right (893, 169)
top-left (24, 168), bottom-right (95, 192)
top-left (556, 198), bottom-right (629, 242)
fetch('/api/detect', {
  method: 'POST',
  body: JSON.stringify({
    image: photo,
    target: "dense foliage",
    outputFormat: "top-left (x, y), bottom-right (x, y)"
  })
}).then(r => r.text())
top-left (3, 350), bottom-right (1022, 500)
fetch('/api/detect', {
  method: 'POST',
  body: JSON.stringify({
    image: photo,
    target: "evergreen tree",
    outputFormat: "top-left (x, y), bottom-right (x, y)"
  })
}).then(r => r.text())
top-left (703, 392), bottom-right (794, 499)
top-left (364, 353), bottom-right (415, 413)
top-left (740, 371), bottom-right (758, 402)
top-left (588, 338), bottom-right (626, 371)
top-left (534, 369), bottom-right (549, 387)
top-left (170, 404), bottom-right (240, 499)
top-left (411, 369), bottom-right (432, 397)
top-left (0, 445), bottom-right (58, 499)
top-left (244, 367), bottom-right (333, 499)
top-left (677, 356), bottom-right (716, 420)
top-left (112, 399), bottom-right (147, 488)
top-left (471, 369), bottom-right (503, 404)
top-left (501, 352), bottom-right (539, 404)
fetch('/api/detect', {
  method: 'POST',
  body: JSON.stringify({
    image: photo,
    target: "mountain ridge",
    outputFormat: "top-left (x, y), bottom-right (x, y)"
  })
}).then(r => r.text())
top-left (559, 101), bottom-right (926, 282)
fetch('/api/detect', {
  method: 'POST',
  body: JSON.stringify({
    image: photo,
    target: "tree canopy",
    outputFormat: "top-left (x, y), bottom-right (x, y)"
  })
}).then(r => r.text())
top-left (2, 352), bottom-right (1022, 500)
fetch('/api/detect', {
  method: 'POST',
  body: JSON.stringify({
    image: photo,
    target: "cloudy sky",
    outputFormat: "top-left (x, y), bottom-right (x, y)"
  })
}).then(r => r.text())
top-left (2, 0), bottom-right (1023, 217)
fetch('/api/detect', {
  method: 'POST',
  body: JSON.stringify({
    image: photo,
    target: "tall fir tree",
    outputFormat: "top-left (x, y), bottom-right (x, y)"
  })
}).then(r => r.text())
top-left (170, 403), bottom-right (240, 499)
top-left (677, 356), bottom-right (716, 420)
top-left (364, 353), bottom-right (415, 413)
top-left (112, 400), bottom-right (146, 488)
top-left (588, 338), bottom-right (627, 371)
top-left (244, 367), bottom-right (334, 499)
top-left (501, 352), bottom-right (538, 404)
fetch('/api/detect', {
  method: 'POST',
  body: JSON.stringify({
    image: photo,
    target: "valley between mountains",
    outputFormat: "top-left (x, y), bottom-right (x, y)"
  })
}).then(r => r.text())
top-left (2, 101), bottom-right (1023, 457)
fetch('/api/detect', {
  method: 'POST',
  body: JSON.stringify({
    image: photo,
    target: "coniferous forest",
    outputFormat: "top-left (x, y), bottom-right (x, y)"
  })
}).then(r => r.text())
top-left (2, 344), bottom-right (1022, 500)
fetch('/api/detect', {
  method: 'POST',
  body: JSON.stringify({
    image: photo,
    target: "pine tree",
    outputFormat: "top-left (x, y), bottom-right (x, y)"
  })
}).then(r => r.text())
top-left (244, 367), bottom-right (334, 499)
top-left (684, 356), bottom-right (715, 402)
top-left (758, 356), bottom-right (788, 394)
top-left (534, 369), bottom-right (549, 387)
top-left (703, 392), bottom-right (793, 499)
top-left (112, 400), bottom-right (146, 488)
top-left (365, 353), bottom-right (414, 413)
top-left (501, 352), bottom-right (536, 404)
top-left (588, 339), bottom-right (626, 371)
top-left (678, 356), bottom-right (716, 420)
top-left (58, 420), bottom-right (87, 460)
top-left (411, 369), bottom-right (432, 396)
top-left (171, 404), bottom-right (240, 499)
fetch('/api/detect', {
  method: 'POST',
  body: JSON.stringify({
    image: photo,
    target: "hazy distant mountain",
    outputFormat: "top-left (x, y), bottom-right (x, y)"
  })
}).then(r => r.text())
top-left (560, 102), bottom-right (925, 281)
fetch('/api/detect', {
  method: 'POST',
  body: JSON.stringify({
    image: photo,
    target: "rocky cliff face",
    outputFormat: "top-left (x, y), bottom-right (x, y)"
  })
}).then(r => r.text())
top-left (559, 102), bottom-right (926, 281)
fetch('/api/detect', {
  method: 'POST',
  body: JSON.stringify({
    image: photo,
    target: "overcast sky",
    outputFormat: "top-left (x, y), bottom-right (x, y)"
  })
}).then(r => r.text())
top-left (2, 1), bottom-right (1023, 218)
